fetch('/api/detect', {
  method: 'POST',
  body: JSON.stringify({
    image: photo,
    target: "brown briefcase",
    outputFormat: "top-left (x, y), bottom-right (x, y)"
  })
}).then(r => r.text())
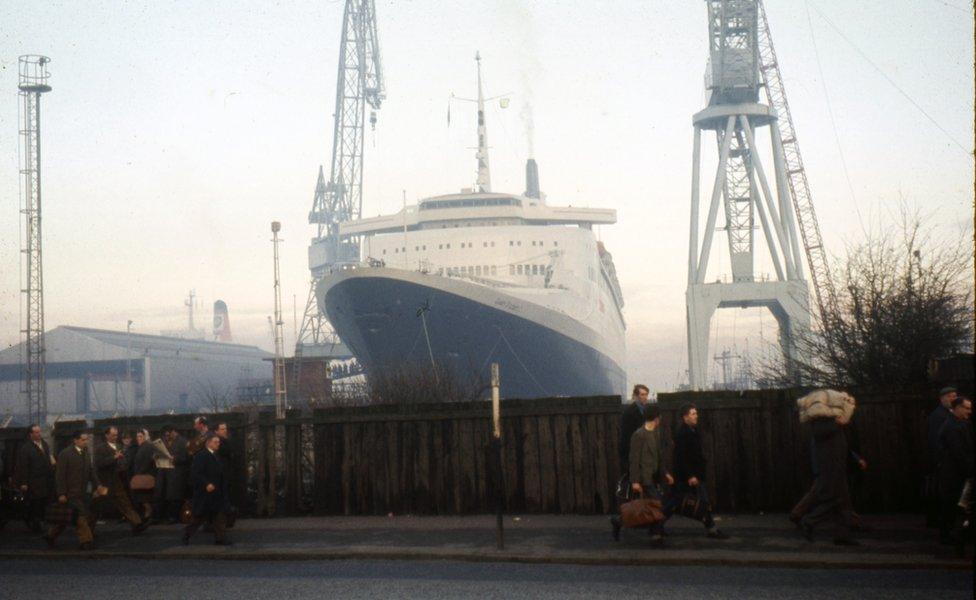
top-left (619, 494), bottom-right (666, 529)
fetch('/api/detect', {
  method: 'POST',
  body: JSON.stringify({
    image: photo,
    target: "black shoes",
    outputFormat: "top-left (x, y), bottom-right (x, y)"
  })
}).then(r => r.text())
top-left (648, 533), bottom-right (665, 548)
top-left (706, 528), bottom-right (730, 540)
top-left (78, 542), bottom-right (92, 551)
top-left (43, 534), bottom-right (56, 549)
top-left (131, 521), bottom-right (150, 535)
top-left (214, 540), bottom-right (233, 546)
top-left (833, 537), bottom-right (860, 546)
top-left (610, 516), bottom-right (621, 542)
top-left (181, 532), bottom-right (191, 546)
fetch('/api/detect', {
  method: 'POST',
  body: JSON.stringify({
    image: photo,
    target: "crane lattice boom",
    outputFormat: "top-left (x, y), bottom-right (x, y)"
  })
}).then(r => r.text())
top-left (756, 0), bottom-right (837, 321)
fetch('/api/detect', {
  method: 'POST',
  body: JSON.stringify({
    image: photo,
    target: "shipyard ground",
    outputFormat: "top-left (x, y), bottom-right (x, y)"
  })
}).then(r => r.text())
top-left (0, 513), bottom-right (969, 572)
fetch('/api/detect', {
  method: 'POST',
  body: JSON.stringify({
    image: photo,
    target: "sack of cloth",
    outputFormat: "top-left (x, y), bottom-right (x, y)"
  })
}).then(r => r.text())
top-left (619, 494), bottom-right (666, 528)
top-left (130, 474), bottom-right (156, 491)
top-left (797, 389), bottom-right (856, 424)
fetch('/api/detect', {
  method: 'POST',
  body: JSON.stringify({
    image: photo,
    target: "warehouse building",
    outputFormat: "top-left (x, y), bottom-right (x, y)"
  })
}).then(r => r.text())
top-left (0, 326), bottom-right (272, 423)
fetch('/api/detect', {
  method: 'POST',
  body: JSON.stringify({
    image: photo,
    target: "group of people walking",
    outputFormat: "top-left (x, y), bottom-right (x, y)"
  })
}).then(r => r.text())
top-left (7, 416), bottom-right (234, 550)
top-left (611, 384), bottom-right (728, 546)
top-left (614, 384), bottom-right (973, 550)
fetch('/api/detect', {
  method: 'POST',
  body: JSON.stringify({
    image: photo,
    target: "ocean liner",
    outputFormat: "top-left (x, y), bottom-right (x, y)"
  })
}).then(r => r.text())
top-left (317, 57), bottom-right (626, 398)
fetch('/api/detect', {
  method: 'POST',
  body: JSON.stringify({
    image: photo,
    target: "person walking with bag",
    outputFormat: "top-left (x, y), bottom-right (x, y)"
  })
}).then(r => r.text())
top-left (13, 424), bottom-right (55, 533)
top-left (44, 431), bottom-right (106, 550)
top-left (670, 405), bottom-right (728, 539)
top-left (182, 433), bottom-right (231, 546)
top-left (93, 426), bottom-right (148, 534)
top-left (611, 405), bottom-right (672, 546)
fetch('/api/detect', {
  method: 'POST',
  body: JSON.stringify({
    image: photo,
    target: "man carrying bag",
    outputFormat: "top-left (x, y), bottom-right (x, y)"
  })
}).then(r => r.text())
top-left (43, 431), bottom-right (107, 551)
top-left (611, 405), bottom-right (672, 546)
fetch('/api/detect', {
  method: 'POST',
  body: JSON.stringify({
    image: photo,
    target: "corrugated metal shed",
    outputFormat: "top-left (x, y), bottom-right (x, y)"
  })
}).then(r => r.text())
top-left (0, 326), bottom-right (272, 422)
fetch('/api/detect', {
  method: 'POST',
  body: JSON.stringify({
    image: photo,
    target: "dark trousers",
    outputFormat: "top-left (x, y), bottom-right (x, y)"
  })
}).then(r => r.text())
top-left (27, 495), bottom-right (48, 527)
top-left (801, 491), bottom-right (855, 539)
top-left (48, 514), bottom-right (95, 545)
top-left (939, 478), bottom-right (965, 541)
top-left (184, 511), bottom-right (227, 543)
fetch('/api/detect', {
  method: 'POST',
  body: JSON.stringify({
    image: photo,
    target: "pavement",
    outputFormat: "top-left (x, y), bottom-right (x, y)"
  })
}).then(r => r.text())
top-left (0, 513), bottom-right (971, 571)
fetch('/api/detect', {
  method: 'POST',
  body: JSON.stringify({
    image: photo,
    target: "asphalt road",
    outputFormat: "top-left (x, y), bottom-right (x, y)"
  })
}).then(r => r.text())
top-left (0, 559), bottom-right (971, 599)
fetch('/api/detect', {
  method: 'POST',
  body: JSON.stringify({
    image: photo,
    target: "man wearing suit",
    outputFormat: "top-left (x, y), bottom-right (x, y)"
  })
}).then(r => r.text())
top-left (619, 384), bottom-right (651, 476)
top-left (182, 433), bottom-right (231, 546)
top-left (93, 426), bottom-right (148, 534)
top-left (14, 424), bottom-right (55, 532)
top-left (45, 431), bottom-right (106, 550)
top-left (156, 425), bottom-right (190, 523)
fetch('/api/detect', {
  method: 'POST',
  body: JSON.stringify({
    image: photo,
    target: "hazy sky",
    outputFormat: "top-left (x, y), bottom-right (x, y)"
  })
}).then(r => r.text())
top-left (1, 1), bottom-right (972, 393)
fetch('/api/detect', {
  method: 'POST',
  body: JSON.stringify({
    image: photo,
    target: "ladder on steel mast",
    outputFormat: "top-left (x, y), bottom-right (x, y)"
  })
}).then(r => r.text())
top-left (756, 0), bottom-right (838, 322)
top-left (293, 0), bottom-right (385, 402)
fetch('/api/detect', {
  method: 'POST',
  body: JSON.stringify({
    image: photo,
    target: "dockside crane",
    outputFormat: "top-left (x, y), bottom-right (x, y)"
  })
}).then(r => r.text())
top-left (294, 0), bottom-right (385, 393)
top-left (756, 0), bottom-right (837, 322)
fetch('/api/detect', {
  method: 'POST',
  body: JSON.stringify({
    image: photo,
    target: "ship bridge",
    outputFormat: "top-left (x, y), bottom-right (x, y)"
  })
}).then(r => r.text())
top-left (340, 192), bottom-right (616, 237)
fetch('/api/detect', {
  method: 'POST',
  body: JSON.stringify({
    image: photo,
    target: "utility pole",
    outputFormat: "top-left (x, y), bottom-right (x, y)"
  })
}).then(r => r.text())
top-left (18, 55), bottom-right (52, 425)
top-left (271, 222), bottom-right (287, 418)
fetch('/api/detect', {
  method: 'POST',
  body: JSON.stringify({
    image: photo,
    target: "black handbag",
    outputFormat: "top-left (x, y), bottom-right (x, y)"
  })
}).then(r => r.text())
top-left (44, 502), bottom-right (75, 526)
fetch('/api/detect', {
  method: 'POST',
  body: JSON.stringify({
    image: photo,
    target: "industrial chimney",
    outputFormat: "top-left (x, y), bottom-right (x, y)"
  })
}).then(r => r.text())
top-left (524, 158), bottom-right (540, 199)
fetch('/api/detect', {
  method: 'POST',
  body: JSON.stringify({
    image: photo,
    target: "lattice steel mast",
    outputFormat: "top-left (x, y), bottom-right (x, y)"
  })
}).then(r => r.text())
top-left (297, 0), bottom-right (385, 354)
top-left (756, 0), bottom-right (837, 321)
top-left (18, 56), bottom-right (52, 424)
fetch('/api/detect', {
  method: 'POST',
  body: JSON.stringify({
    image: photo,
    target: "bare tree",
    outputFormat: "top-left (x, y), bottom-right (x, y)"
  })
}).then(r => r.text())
top-left (761, 209), bottom-right (973, 388)
top-left (194, 379), bottom-right (236, 412)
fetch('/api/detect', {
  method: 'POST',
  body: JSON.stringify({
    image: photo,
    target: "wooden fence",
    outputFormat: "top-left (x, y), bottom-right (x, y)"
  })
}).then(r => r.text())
top-left (2, 388), bottom-right (945, 518)
top-left (312, 396), bottom-right (621, 516)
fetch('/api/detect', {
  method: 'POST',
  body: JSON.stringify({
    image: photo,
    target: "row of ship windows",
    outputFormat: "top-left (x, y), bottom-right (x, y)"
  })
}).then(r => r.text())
top-left (382, 240), bottom-right (558, 255)
top-left (437, 264), bottom-right (549, 277)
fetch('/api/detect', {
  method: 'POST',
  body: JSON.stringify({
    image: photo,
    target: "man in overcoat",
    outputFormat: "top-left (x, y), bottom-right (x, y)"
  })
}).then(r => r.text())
top-left (671, 405), bottom-right (727, 538)
top-left (799, 415), bottom-right (858, 545)
top-left (93, 426), bottom-right (147, 533)
top-left (937, 396), bottom-right (973, 544)
top-left (44, 431), bottom-right (105, 550)
top-left (14, 424), bottom-right (55, 532)
top-left (619, 384), bottom-right (650, 475)
top-left (182, 433), bottom-right (231, 546)
top-left (156, 425), bottom-right (189, 523)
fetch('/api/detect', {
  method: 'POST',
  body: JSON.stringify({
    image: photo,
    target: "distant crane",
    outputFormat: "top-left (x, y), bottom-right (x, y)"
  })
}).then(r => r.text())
top-left (756, 0), bottom-right (837, 322)
top-left (18, 56), bottom-right (53, 424)
top-left (271, 222), bottom-right (287, 418)
top-left (294, 0), bottom-right (385, 396)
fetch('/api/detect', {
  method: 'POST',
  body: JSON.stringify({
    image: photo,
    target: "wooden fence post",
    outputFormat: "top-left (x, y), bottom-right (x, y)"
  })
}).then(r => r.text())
top-left (284, 408), bottom-right (302, 515)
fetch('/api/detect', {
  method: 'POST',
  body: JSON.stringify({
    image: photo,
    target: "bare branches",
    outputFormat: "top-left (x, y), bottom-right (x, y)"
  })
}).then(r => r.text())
top-left (760, 209), bottom-right (973, 388)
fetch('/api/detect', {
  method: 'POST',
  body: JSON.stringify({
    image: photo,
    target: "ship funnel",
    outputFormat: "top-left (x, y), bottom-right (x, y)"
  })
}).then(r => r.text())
top-left (213, 300), bottom-right (232, 342)
top-left (524, 158), bottom-right (540, 199)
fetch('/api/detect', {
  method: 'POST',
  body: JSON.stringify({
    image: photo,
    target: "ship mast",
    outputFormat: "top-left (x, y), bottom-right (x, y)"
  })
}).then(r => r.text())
top-left (475, 52), bottom-right (491, 193)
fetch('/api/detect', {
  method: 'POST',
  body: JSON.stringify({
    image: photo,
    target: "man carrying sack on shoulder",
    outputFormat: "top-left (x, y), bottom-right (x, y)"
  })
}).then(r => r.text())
top-left (611, 405), bottom-right (672, 546)
top-left (44, 431), bottom-right (108, 551)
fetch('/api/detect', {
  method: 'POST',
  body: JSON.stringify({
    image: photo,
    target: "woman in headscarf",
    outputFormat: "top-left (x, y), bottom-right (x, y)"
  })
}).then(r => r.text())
top-left (130, 429), bottom-right (158, 522)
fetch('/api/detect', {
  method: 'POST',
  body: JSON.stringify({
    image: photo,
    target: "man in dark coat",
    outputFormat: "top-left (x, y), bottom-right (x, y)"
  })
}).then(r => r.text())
top-left (93, 426), bottom-right (147, 533)
top-left (937, 396), bottom-right (973, 544)
top-left (800, 415), bottom-right (858, 545)
top-left (926, 386), bottom-right (958, 527)
top-left (182, 433), bottom-right (231, 545)
top-left (619, 384), bottom-right (650, 475)
top-left (155, 425), bottom-right (189, 523)
top-left (44, 431), bottom-right (105, 550)
top-left (214, 422), bottom-right (239, 514)
top-left (670, 405), bottom-right (727, 539)
top-left (14, 424), bottom-right (55, 532)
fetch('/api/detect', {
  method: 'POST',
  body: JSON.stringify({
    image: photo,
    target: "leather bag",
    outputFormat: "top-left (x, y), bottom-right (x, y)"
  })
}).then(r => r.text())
top-left (619, 494), bottom-right (666, 529)
top-left (675, 489), bottom-right (710, 522)
top-left (130, 474), bottom-right (156, 491)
